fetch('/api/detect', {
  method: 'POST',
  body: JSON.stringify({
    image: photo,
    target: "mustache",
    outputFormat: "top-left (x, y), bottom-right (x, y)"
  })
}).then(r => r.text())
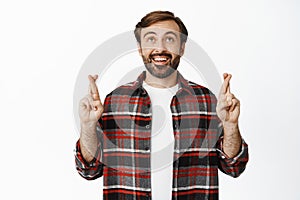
top-left (149, 53), bottom-right (172, 60)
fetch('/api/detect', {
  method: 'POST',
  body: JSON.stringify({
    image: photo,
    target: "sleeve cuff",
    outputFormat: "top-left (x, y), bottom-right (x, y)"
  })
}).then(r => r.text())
top-left (217, 136), bottom-right (246, 165)
top-left (74, 140), bottom-right (100, 169)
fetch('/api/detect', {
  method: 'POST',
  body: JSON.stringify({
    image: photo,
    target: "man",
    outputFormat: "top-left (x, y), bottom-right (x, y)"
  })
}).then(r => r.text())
top-left (75, 11), bottom-right (248, 200)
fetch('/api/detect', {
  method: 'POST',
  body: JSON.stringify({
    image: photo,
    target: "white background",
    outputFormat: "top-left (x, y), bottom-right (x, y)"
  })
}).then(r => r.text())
top-left (1, 0), bottom-right (299, 199)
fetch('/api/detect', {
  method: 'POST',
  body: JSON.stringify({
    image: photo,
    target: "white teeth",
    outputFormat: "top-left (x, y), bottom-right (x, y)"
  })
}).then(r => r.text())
top-left (153, 57), bottom-right (167, 61)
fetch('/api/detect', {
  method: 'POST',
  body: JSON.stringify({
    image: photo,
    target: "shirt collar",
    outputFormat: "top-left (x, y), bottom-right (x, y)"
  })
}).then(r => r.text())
top-left (132, 71), bottom-right (194, 96)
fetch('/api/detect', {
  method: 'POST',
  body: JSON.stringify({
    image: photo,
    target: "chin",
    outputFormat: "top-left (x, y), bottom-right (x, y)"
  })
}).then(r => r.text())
top-left (149, 66), bottom-right (177, 79)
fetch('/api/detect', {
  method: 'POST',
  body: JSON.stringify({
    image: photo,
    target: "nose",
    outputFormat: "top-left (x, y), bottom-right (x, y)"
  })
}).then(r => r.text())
top-left (155, 38), bottom-right (167, 51)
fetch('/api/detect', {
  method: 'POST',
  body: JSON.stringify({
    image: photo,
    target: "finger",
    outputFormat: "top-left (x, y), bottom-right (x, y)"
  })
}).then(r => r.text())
top-left (229, 98), bottom-right (240, 112)
top-left (92, 74), bottom-right (98, 80)
top-left (80, 97), bottom-right (92, 110)
top-left (218, 94), bottom-right (235, 111)
top-left (85, 94), bottom-right (97, 111)
top-left (93, 99), bottom-right (102, 112)
top-left (217, 100), bottom-right (230, 111)
top-left (221, 73), bottom-right (232, 94)
top-left (88, 75), bottom-right (100, 100)
top-left (223, 73), bottom-right (228, 79)
top-left (90, 87), bottom-right (100, 100)
top-left (226, 93), bottom-right (234, 105)
top-left (87, 94), bottom-right (103, 112)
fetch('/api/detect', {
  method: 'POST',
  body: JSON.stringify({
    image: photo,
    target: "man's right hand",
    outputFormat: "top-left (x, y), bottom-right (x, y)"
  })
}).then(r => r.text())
top-left (78, 74), bottom-right (103, 162)
top-left (79, 74), bottom-right (104, 125)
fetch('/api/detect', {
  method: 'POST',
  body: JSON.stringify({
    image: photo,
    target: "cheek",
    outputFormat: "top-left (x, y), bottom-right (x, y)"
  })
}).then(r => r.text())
top-left (169, 50), bottom-right (181, 59)
top-left (140, 41), bottom-right (154, 52)
top-left (166, 45), bottom-right (181, 55)
top-left (140, 48), bottom-right (152, 57)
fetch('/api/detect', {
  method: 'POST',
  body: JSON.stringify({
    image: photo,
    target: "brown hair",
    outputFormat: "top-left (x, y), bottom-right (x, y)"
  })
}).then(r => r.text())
top-left (134, 11), bottom-right (188, 45)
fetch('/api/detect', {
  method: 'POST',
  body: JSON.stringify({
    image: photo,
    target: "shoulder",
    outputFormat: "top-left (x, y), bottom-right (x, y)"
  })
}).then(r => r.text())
top-left (187, 81), bottom-right (216, 97)
top-left (105, 81), bottom-right (140, 99)
top-left (184, 81), bottom-right (219, 111)
top-left (185, 80), bottom-right (218, 106)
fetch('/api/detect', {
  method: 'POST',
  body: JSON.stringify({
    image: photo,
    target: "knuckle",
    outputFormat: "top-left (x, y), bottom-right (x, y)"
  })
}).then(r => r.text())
top-left (80, 97), bottom-right (88, 103)
top-left (227, 93), bottom-right (234, 98)
top-left (94, 100), bottom-right (101, 105)
top-left (79, 98), bottom-right (85, 103)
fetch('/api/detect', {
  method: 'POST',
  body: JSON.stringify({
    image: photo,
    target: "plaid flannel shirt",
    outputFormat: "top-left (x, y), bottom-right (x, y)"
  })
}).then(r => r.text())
top-left (75, 71), bottom-right (249, 200)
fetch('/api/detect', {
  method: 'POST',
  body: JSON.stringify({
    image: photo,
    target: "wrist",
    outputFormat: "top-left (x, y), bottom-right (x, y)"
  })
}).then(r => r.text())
top-left (222, 121), bottom-right (239, 129)
top-left (81, 121), bottom-right (98, 132)
top-left (222, 122), bottom-right (240, 138)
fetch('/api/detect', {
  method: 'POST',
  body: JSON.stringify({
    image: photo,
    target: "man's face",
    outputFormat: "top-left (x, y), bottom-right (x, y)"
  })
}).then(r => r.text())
top-left (138, 20), bottom-right (185, 79)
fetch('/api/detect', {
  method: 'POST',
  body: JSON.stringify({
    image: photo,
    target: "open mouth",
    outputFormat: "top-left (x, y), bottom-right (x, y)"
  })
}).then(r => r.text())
top-left (150, 54), bottom-right (171, 66)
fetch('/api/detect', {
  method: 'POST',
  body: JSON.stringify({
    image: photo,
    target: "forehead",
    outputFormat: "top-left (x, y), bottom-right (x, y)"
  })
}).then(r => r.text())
top-left (141, 20), bottom-right (180, 36)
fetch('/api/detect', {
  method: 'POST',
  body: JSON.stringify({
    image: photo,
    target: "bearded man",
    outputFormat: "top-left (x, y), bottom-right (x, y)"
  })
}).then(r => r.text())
top-left (75, 10), bottom-right (249, 200)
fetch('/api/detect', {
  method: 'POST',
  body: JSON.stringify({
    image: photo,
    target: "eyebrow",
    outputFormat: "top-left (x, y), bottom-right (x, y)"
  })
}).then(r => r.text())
top-left (143, 31), bottom-right (179, 38)
top-left (165, 31), bottom-right (178, 38)
top-left (143, 31), bottom-right (157, 38)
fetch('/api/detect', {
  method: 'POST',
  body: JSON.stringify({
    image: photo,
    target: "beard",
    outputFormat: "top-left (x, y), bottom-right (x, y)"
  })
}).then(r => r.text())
top-left (142, 52), bottom-right (181, 79)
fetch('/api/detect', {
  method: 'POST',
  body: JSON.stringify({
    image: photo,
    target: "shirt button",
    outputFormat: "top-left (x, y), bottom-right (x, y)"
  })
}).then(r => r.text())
top-left (145, 124), bottom-right (150, 129)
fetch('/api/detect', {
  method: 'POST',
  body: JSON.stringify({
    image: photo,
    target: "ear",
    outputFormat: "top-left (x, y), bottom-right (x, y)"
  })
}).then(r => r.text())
top-left (137, 42), bottom-right (142, 56)
top-left (179, 42), bottom-right (186, 56)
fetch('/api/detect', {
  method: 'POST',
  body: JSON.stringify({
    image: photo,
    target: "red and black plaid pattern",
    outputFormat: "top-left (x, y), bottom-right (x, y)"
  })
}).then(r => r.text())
top-left (75, 71), bottom-right (248, 200)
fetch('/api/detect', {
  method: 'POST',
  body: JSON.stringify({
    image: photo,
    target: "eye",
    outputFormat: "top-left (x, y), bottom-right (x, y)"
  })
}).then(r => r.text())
top-left (166, 37), bottom-right (175, 43)
top-left (147, 37), bottom-right (156, 43)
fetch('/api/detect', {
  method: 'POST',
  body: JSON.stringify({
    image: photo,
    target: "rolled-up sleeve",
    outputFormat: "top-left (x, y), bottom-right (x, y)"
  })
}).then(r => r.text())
top-left (217, 135), bottom-right (249, 178)
top-left (210, 93), bottom-right (249, 178)
top-left (74, 123), bottom-right (105, 180)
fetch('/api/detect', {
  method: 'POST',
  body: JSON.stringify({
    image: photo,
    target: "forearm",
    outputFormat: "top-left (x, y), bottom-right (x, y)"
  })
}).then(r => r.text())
top-left (222, 122), bottom-right (242, 158)
top-left (80, 122), bottom-right (99, 163)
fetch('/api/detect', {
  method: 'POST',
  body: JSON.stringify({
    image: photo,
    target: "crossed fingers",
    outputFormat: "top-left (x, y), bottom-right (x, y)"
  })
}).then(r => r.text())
top-left (219, 73), bottom-right (240, 115)
top-left (88, 74), bottom-right (100, 101)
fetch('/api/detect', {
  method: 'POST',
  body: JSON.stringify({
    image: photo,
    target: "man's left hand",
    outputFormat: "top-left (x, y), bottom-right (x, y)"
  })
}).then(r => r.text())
top-left (216, 73), bottom-right (240, 125)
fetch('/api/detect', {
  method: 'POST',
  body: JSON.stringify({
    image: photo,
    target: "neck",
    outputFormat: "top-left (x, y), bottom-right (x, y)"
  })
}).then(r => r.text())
top-left (144, 70), bottom-right (178, 88)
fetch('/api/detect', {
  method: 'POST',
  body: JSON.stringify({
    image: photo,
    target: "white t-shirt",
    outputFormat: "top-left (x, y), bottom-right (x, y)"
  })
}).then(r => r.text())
top-left (143, 81), bottom-right (179, 200)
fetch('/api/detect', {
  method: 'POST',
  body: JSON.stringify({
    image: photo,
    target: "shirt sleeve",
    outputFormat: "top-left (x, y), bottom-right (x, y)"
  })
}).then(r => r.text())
top-left (74, 124), bottom-right (105, 180)
top-left (216, 126), bottom-right (249, 178)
